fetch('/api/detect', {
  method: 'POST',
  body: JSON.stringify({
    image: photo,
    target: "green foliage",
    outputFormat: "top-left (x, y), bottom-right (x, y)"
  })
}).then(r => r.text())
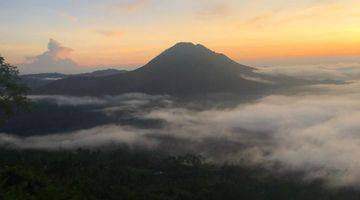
top-left (0, 148), bottom-right (359, 200)
top-left (0, 56), bottom-right (29, 125)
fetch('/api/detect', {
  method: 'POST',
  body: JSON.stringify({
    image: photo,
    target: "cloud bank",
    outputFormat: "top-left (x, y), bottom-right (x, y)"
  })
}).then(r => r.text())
top-left (0, 125), bottom-right (156, 150)
top-left (20, 39), bottom-right (80, 74)
top-left (257, 65), bottom-right (360, 82)
top-left (28, 93), bottom-right (172, 107)
top-left (139, 83), bottom-right (360, 187)
top-left (4, 70), bottom-right (360, 187)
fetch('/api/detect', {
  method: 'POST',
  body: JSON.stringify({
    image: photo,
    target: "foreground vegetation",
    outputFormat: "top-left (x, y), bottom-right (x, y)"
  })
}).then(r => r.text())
top-left (0, 148), bottom-right (359, 200)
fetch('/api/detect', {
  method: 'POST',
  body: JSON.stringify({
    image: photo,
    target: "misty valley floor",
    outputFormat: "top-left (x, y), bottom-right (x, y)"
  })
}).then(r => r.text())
top-left (3, 74), bottom-right (360, 199)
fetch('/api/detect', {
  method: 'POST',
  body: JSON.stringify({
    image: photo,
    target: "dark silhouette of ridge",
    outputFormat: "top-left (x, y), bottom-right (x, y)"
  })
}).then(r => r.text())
top-left (75, 69), bottom-right (127, 77)
top-left (35, 42), bottom-right (267, 96)
top-left (21, 69), bottom-right (126, 89)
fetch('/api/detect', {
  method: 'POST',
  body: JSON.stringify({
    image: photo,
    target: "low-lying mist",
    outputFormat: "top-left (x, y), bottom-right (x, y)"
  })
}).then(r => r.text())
top-left (2, 66), bottom-right (360, 187)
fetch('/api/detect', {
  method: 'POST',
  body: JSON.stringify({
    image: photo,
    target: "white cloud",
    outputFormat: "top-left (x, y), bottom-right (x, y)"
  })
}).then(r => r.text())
top-left (5, 82), bottom-right (360, 187)
top-left (28, 93), bottom-right (172, 107)
top-left (257, 66), bottom-right (348, 81)
top-left (0, 125), bottom-right (156, 150)
top-left (140, 82), bottom-right (360, 186)
top-left (28, 95), bottom-right (107, 106)
top-left (20, 39), bottom-right (80, 74)
top-left (255, 64), bottom-right (360, 82)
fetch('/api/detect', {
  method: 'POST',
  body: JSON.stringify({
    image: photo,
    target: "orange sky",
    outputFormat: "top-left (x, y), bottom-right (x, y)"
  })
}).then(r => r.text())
top-left (1, 0), bottom-right (360, 73)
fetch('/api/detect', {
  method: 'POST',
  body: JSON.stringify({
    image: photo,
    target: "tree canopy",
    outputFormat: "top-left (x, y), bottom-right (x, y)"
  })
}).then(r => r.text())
top-left (0, 56), bottom-right (28, 125)
top-left (0, 148), bottom-right (359, 200)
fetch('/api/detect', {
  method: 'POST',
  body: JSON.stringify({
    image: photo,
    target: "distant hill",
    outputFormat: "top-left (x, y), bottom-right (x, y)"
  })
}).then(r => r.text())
top-left (74, 69), bottom-right (127, 78)
top-left (35, 42), bottom-right (272, 96)
top-left (21, 69), bottom-right (126, 89)
top-left (21, 73), bottom-right (67, 89)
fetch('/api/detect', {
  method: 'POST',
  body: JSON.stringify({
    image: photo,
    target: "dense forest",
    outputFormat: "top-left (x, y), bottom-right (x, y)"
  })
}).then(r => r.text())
top-left (0, 148), bottom-right (359, 200)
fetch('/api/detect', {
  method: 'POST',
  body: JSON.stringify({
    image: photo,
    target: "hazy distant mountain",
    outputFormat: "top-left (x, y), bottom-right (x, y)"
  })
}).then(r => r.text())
top-left (75, 69), bottom-right (127, 78)
top-left (21, 73), bottom-right (67, 89)
top-left (22, 69), bottom-right (126, 89)
top-left (35, 42), bottom-right (270, 96)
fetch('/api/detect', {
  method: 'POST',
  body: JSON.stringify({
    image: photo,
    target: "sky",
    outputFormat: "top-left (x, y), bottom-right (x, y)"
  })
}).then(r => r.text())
top-left (0, 0), bottom-right (360, 74)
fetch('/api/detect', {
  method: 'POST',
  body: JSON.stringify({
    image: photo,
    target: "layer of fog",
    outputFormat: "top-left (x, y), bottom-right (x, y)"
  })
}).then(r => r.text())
top-left (0, 126), bottom-right (156, 150)
top-left (3, 67), bottom-right (360, 187)
top-left (257, 65), bottom-right (360, 82)
top-left (28, 93), bottom-right (172, 107)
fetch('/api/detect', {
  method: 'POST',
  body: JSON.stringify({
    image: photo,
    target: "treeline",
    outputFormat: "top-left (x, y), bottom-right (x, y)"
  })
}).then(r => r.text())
top-left (0, 148), bottom-right (359, 200)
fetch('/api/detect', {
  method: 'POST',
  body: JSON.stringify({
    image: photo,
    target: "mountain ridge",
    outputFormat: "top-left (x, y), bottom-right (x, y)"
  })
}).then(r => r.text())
top-left (34, 42), bottom-right (269, 96)
top-left (21, 69), bottom-right (127, 89)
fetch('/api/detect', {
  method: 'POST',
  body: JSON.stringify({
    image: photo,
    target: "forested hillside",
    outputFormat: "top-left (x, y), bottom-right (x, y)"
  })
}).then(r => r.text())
top-left (0, 148), bottom-right (358, 200)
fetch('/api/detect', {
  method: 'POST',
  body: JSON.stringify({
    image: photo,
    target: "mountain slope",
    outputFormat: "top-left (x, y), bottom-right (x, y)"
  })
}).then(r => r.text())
top-left (36, 42), bottom-right (268, 96)
top-left (75, 69), bottom-right (127, 77)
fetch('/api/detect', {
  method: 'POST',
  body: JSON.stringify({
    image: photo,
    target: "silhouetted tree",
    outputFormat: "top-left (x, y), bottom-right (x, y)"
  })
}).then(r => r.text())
top-left (0, 56), bottom-right (28, 125)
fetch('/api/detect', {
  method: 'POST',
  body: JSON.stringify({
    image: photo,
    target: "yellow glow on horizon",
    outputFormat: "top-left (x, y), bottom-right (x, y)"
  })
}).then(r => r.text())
top-left (3, 0), bottom-right (360, 68)
top-left (72, 1), bottom-right (360, 66)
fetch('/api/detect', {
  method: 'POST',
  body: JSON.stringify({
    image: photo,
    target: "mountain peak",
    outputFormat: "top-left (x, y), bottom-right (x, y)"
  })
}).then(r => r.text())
top-left (170, 42), bottom-right (212, 52)
top-left (156, 42), bottom-right (216, 59)
top-left (137, 41), bottom-right (255, 75)
top-left (173, 42), bottom-right (196, 47)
